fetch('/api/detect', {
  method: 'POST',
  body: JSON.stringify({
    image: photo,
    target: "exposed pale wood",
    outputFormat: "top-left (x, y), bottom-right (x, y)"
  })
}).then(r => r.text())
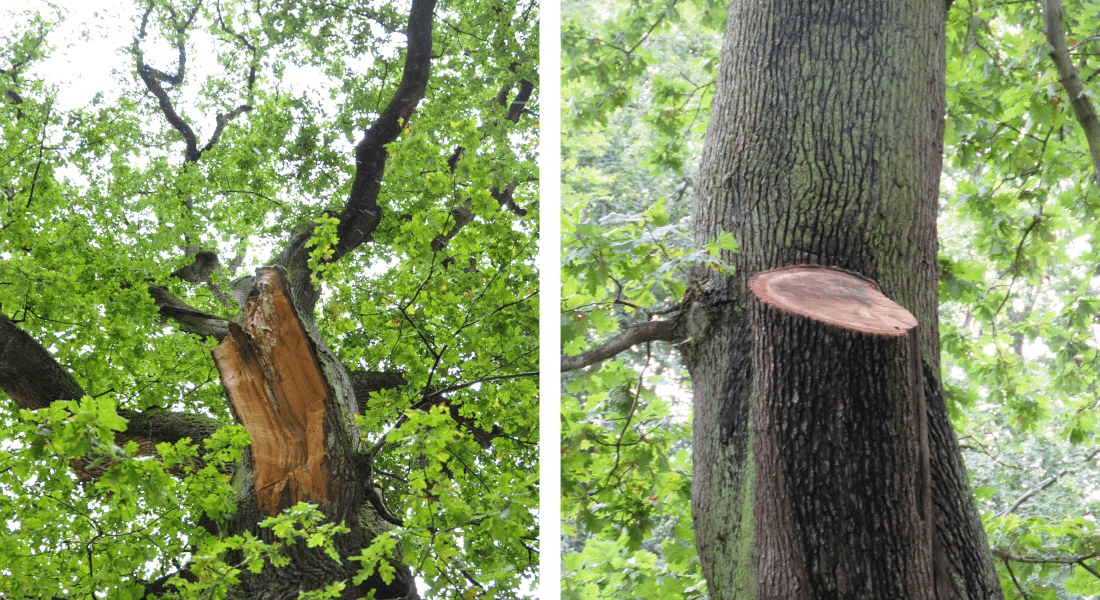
top-left (212, 268), bottom-right (336, 516)
top-left (749, 265), bottom-right (917, 336)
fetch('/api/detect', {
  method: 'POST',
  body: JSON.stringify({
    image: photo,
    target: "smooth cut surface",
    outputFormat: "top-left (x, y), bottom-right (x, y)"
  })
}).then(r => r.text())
top-left (749, 265), bottom-right (918, 336)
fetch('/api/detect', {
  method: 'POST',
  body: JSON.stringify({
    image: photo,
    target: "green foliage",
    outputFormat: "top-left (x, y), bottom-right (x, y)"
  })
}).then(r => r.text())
top-left (0, 397), bottom-right (248, 599)
top-left (940, 1), bottom-right (1100, 596)
top-left (561, 0), bottom-right (724, 595)
top-left (562, 0), bottom-right (720, 173)
top-left (564, 0), bottom-right (1100, 597)
top-left (561, 198), bottom-right (722, 357)
top-left (561, 361), bottom-right (702, 598)
top-left (0, 0), bottom-right (537, 597)
top-left (166, 503), bottom-right (367, 599)
top-left (262, 503), bottom-right (352, 565)
top-left (307, 213), bottom-right (342, 286)
top-left (367, 403), bottom-right (540, 596)
top-left (351, 531), bottom-right (401, 588)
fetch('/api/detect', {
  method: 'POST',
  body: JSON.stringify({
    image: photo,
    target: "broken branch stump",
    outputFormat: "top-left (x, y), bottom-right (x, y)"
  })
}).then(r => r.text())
top-left (748, 265), bottom-right (934, 599)
top-left (211, 267), bottom-right (338, 516)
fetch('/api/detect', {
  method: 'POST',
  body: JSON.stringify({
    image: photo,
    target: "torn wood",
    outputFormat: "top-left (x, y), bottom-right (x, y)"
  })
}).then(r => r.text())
top-left (211, 267), bottom-right (338, 516)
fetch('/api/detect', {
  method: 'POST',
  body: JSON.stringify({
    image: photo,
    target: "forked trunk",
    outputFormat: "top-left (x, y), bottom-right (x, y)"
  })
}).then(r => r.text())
top-left (210, 267), bottom-right (416, 599)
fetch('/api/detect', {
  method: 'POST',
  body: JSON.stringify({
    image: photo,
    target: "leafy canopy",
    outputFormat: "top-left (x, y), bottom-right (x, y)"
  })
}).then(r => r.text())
top-left (0, 0), bottom-right (538, 597)
top-left (561, 0), bottom-right (720, 596)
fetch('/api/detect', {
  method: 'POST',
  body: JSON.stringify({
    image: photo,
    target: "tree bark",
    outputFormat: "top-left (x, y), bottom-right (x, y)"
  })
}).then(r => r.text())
top-left (682, 0), bottom-right (1002, 597)
top-left (0, 312), bottom-right (84, 409)
top-left (749, 266), bottom-right (932, 598)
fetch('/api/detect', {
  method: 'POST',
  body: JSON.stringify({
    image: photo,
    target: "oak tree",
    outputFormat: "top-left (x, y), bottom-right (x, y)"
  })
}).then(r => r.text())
top-left (562, 0), bottom-right (1100, 597)
top-left (0, 0), bottom-right (538, 598)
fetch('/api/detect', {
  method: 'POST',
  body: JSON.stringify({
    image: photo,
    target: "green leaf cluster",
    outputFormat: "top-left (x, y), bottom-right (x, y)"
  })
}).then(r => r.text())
top-left (561, 0), bottom-right (726, 595)
top-left (0, 397), bottom-right (247, 599)
top-left (940, 2), bottom-right (1100, 595)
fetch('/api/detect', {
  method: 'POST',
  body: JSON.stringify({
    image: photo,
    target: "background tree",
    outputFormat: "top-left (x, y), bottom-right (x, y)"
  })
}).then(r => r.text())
top-left (563, 0), bottom-right (1100, 598)
top-left (0, 0), bottom-right (537, 598)
top-left (560, 0), bottom-right (720, 595)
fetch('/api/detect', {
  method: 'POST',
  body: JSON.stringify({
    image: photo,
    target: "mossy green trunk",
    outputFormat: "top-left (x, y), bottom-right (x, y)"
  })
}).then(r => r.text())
top-left (681, 0), bottom-right (1003, 597)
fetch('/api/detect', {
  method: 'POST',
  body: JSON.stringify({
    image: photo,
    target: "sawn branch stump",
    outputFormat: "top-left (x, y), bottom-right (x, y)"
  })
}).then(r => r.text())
top-left (748, 265), bottom-right (934, 599)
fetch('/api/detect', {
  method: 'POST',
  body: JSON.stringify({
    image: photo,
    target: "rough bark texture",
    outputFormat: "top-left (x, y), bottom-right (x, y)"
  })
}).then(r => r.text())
top-left (0, 312), bottom-right (84, 409)
top-left (682, 0), bottom-right (1002, 598)
top-left (749, 266), bottom-right (932, 598)
top-left (334, 0), bottom-right (436, 261)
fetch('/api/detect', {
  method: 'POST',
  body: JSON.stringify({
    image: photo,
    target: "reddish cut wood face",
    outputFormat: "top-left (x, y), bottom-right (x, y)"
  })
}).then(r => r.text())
top-left (749, 265), bottom-right (918, 335)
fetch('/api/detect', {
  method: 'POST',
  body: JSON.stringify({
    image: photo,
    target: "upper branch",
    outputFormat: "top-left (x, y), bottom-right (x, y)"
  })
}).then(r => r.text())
top-left (504, 78), bottom-right (535, 125)
top-left (132, 1), bottom-right (252, 164)
top-left (133, 1), bottom-right (200, 162)
top-left (332, 0), bottom-right (438, 261)
top-left (433, 76), bottom-right (536, 253)
top-left (1043, 0), bottom-right (1100, 195)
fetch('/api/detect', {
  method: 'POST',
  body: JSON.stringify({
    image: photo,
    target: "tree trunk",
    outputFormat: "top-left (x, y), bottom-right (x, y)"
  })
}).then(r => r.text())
top-left (0, 265), bottom-right (417, 599)
top-left (212, 267), bottom-right (356, 517)
top-left (681, 0), bottom-right (1003, 597)
top-left (749, 265), bottom-right (932, 598)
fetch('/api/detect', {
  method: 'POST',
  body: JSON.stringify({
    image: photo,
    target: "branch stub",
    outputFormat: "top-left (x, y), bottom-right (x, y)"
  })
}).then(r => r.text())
top-left (749, 265), bottom-right (917, 335)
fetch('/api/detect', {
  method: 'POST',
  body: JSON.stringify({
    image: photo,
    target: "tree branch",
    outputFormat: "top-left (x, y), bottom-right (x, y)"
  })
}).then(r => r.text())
top-left (71, 407), bottom-right (225, 482)
top-left (332, 0), bottom-right (438, 261)
top-left (420, 371), bottom-right (538, 403)
top-left (148, 285), bottom-right (231, 341)
top-left (0, 313), bottom-right (221, 482)
top-left (0, 312), bottom-right (84, 409)
top-left (1043, 0), bottom-right (1100, 196)
top-left (505, 78), bottom-right (535, 124)
top-left (995, 447), bottom-right (1100, 516)
top-left (561, 318), bottom-right (683, 372)
top-left (132, 31), bottom-right (200, 162)
top-left (349, 370), bottom-right (411, 413)
top-left (992, 547), bottom-right (1100, 566)
top-left (365, 370), bottom-right (538, 456)
top-left (430, 200), bottom-right (475, 252)
top-left (444, 76), bottom-right (535, 222)
top-left (201, 103), bottom-right (254, 153)
top-left (133, 0), bottom-right (250, 164)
